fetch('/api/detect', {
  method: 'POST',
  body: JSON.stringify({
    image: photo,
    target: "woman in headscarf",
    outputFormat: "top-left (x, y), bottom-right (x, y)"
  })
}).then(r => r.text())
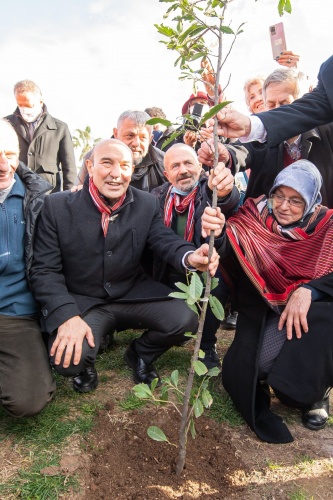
top-left (202, 159), bottom-right (333, 443)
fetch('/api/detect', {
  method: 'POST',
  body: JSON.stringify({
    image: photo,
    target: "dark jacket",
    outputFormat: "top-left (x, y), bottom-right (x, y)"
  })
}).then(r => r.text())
top-left (5, 107), bottom-right (76, 192)
top-left (242, 124), bottom-right (333, 208)
top-left (16, 162), bottom-right (53, 272)
top-left (30, 179), bottom-right (197, 334)
top-left (130, 144), bottom-right (166, 192)
top-left (258, 55), bottom-right (333, 146)
top-left (152, 176), bottom-right (239, 283)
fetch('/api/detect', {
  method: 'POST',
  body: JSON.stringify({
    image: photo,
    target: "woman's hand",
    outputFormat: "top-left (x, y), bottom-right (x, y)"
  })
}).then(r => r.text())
top-left (278, 287), bottom-right (311, 340)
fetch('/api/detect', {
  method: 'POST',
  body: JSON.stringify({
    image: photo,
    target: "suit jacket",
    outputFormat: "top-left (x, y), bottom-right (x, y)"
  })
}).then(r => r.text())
top-left (30, 180), bottom-right (196, 333)
top-left (258, 55), bottom-right (333, 146)
top-left (5, 107), bottom-right (76, 191)
top-left (242, 124), bottom-right (333, 208)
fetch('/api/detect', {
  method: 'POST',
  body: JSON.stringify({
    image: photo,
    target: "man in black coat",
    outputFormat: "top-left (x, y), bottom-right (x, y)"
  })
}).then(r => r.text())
top-left (4, 79), bottom-right (77, 193)
top-left (30, 139), bottom-right (219, 393)
top-left (241, 68), bottom-right (333, 208)
top-left (152, 143), bottom-right (239, 369)
top-left (208, 55), bottom-right (333, 145)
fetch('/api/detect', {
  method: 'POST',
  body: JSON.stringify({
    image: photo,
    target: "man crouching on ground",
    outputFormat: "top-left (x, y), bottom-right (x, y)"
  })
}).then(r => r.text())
top-left (30, 139), bottom-right (219, 393)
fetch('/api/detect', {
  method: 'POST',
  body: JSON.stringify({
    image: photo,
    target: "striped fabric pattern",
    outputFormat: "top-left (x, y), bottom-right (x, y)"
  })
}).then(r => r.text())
top-left (225, 196), bottom-right (333, 306)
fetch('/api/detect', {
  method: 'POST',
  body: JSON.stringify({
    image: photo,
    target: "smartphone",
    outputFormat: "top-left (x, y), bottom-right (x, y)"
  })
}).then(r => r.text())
top-left (269, 22), bottom-right (287, 60)
top-left (184, 103), bottom-right (204, 131)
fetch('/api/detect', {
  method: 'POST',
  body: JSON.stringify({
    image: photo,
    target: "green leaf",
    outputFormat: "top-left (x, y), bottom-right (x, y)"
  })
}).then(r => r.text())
top-left (189, 272), bottom-right (203, 301)
top-left (220, 25), bottom-right (234, 34)
top-left (199, 101), bottom-right (233, 127)
top-left (209, 295), bottom-right (225, 321)
top-left (186, 302), bottom-right (199, 315)
top-left (169, 291), bottom-right (189, 299)
top-left (184, 331), bottom-right (197, 338)
top-left (150, 378), bottom-right (159, 392)
top-left (201, 388), bottom-right (213, 408)
top-left (160, 386), bottom-right (169, 402)
top-left (198, 349), bottom-right (205, 359)
top-left (154, 23), bottom-right (175, 37)
top-left (133, 383), bottom-right (153, 399)
top-left (186, 296), bottom-right (197, 306)
top-left (207, 366), bottom-right (221, 377)
top-left (189, 417), bottom-right (196, 439)
top-left (171, 370), bottom-right (179, 387)
top-left (146, 117), bottom-right (173, 127)
top-left (210, 277), bottom-right (219, 291)
top-left (161, 130), bottom-right (182, 150)
top-left (178, 24), bottom-right (205, 44)
top-left (147, 426), bottom-right (168, 442)
top-left (193, 360), bottom-right (208, 376)
top-left (193, 398), bottom-right (204, 417)
top-left (174, 281), bottom-right (190, 293)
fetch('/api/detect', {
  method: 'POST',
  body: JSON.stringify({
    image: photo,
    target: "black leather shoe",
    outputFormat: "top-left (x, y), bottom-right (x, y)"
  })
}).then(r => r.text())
top-left (72, 365), bottom-right (99, 393)
top-left (302, 391), bottom-right (330, 430)
top-left (124, 342), bottom-right (161, 387)
top-left (225, 311), bottom-right (238, 330)
top-left (198, 345), bottom-right (221, 370)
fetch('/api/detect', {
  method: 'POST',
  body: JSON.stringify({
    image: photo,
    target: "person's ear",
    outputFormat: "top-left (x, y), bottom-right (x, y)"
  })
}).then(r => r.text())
top-left (86, 158), bottom-right (93, 177)
top-left (164, 170), bottom-right (169, 181)
top-left (113, 127), bottom-right (118, 138)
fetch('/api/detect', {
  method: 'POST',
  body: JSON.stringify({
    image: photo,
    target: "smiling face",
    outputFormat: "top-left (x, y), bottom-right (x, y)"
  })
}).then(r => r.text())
top-left (247, 83), bottom-right (265, 114)
top-left (86, 140), bottom-right (133, 204)
top-left (271, 185), bottom-right (305, 226)
top-left (114, 118), bottom-right (152, 167)
top-left (164, 145), bottom-right (201, 193)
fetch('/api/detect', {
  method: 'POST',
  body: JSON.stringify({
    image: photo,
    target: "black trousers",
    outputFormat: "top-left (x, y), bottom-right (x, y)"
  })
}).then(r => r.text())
top-left (49, 298), bottom-right (198, 377)
top-left (0, 315), bottom-right (56, 417)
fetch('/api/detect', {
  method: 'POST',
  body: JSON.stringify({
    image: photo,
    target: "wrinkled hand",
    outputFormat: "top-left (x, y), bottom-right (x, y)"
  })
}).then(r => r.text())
top-left (202, 206), bottom-right (225, 238)
top-left (278, 287), bottom-right (311, 340)
top-left (187, 244), bottom-right (220, 276)
top-left (198, 138), bottom-right (230, 167)
top-left (208, 162), bottom-right (234, 198)
top-left (201, 59), bottom-right (216, 98)
top-left (276, 50), bottom-right (300, 68)
top-left (198, 126), bottom-right (214, 142)
top-left (51, 316), bottom-right (95, 368)
top-left (183, 130), bottom-right (198, 148)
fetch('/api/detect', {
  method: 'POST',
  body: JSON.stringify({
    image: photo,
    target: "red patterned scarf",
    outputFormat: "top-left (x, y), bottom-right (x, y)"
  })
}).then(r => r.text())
top-left (224, 195), bottom-right (333, 306)
top-left (163, 185), bottom-right (198, 241)
top-left (89, 177), bottom-right (126, 237)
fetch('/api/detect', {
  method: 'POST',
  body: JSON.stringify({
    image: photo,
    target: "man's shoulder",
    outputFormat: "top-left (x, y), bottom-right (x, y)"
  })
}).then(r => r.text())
top-left (149, 144), bottom-right (165, 163)
top-left (43, 112), bottom-right (70, 131)
top-left (129, 186), bottom-right (159, 205)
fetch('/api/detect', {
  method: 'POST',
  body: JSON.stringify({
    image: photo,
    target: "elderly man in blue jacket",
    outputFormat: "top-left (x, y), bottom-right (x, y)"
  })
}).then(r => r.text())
top-left (0, 119), bottom-right (55, 417)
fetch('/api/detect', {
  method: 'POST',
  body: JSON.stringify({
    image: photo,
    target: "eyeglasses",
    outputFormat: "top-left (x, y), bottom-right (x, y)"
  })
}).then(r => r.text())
top-left (270, 193), bottom-right (305, 208)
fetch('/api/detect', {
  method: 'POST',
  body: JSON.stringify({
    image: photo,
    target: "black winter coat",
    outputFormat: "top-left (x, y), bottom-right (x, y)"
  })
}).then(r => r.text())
top-left (30, 179), bottom-right (197, 334)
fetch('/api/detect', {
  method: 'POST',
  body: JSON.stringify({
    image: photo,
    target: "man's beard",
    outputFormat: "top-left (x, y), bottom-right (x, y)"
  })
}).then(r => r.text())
top-left (133, 153), bottom-right (144, 167)
top-left (177, 175), bottom-right (197, 192)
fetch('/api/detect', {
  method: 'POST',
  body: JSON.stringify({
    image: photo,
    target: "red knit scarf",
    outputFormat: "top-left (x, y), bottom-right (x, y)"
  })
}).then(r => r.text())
top-left (224, 196), bottom-right (333, 306)
top-left (89, 177), bottom-right (126, 237)
top-left (164, 185), bottom-right (198, 241)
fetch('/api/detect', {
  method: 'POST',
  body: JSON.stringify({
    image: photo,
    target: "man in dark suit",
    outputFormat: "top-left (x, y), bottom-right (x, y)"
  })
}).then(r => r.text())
top-left (30, 139), bottom-right (219, 394)
top-left (5, 80), bottom-right (76, 192)
top-left (209, 55), bottom-right (333, 145)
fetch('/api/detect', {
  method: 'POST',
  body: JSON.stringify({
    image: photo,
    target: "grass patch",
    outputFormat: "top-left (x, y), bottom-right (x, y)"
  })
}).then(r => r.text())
top-left (287, 489), bottom-right (314, 500)
top-left (119, 391), bottom-right (147, 411)
top-left (208, 381), bottom-right (244, 427)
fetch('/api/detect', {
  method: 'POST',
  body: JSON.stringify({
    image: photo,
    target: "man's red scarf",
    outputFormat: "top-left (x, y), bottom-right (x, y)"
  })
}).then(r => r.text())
top-left (89, 177), bottom-right (126, 237)
top-left (163, 185), bottom-right (198, 242)
top-left (224, 196), bottom-right (333, 306)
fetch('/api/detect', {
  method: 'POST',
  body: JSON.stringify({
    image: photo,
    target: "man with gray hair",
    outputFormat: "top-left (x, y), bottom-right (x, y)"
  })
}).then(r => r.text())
top-left (4, 79), bottom-right (77, 193)
top-left (0, 118), bottom-right (55, 417)
top-left (76, 109), bottom-right (166, 192)
top-left (199, 68), bottom-right (333, 207)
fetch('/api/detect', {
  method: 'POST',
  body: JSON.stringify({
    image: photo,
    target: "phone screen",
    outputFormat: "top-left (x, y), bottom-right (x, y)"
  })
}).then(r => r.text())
top-left (269, 22), bottom-right (287, 60)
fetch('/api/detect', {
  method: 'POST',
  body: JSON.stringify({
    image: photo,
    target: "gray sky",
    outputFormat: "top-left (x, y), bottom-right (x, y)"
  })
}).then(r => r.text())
top-left (1, 0), bottom-right (331, 141)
